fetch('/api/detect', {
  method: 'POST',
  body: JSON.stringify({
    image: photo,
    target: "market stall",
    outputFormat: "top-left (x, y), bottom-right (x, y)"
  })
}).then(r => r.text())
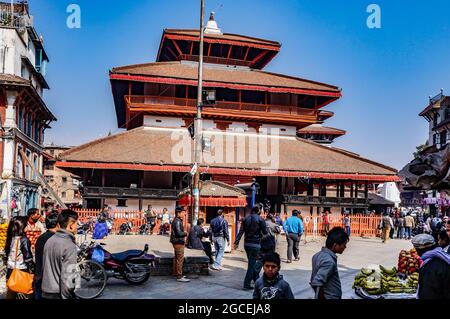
top-left (352, 248), bottom-right (421, 299)
top-left (178, 180), bottom-right (248, 246)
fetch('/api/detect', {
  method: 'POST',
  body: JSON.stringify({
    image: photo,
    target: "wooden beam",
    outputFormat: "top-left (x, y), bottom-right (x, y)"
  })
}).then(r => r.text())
top-left (243, 47), bottom-right (250, 61)
top-left (364, 181), bottom-right (368, 199)
top-left (251, 50), bottom-right (269, 66)
top-left (190, 41), bottom-right (194, 55)
top-left (166, 46), bottom-right (178, 60)
top-left (227, 45), bottom-right (233, 59)
top-left (316, 96), bottom-right (339, 109)
top-left (207, 43), bottom-right (212, 56)
top-left (171, 39), bottom-right (183, 57)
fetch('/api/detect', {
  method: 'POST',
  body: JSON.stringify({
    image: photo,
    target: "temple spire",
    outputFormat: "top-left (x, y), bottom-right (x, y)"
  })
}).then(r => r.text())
top-left (205, 11), bottom-right (222, 35)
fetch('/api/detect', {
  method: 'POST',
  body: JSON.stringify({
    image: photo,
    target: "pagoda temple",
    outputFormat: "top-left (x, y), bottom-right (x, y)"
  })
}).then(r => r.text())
top-left (56, 14), bottom-right (399, 223)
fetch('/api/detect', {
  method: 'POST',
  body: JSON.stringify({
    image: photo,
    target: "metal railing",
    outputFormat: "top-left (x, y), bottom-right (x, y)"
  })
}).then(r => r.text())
top-left (126, 95), bottom-right (317, 117)
top-left (179, 54), bottom-right (253, 67)
top-left (0, 9), bottom-right (31, 28)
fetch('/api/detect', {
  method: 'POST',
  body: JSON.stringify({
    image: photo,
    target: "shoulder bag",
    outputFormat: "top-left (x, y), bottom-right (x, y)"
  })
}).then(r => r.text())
top-left (7, 237), bottom-right (34, 295)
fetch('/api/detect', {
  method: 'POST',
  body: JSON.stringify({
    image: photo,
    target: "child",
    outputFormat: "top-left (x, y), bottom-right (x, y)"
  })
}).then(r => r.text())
top-left (253, 252), bottom-right (294, 299)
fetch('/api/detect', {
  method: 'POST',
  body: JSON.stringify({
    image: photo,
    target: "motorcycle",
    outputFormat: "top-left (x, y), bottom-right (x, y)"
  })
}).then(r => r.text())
top-left (77, 241), bottom-right (156, 285)
top-left (139, 223), bottom-right (149, 235)
top-left (119, 220), bottom-right (133, 235)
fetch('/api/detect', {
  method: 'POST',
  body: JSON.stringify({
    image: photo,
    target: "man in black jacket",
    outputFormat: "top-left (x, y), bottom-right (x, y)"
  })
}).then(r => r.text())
top-left (187, 218), bottom-right (213, 264)
top-left (412, 234), bottom-right (450, 299)
top-left (234, 206), bottom-right (268, 290)
top-left (170, 207), bottom-right (190, 282)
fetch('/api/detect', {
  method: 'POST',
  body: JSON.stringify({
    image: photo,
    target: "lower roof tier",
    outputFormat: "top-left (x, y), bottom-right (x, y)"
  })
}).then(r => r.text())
top-left (57, 127), bottom-right (399, 182)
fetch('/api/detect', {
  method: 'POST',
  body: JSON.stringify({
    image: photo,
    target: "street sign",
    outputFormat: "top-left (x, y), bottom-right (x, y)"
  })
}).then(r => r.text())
top-left (190, 163), bottom-right (198, 176)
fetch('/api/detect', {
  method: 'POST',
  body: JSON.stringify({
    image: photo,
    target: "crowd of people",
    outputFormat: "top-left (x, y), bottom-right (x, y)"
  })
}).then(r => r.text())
top-left (2, 204), bottom-right (449, 300)
top-left (3, 208), bottom-right (81, 299)
top-left (379, 208), bottom-right (449, 244)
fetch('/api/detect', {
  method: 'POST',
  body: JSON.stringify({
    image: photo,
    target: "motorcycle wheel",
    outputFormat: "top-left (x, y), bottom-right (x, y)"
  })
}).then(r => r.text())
top-left (124, 272), bottom-right (150, 285)
top-left (75, 260), bottom-right (108, 299)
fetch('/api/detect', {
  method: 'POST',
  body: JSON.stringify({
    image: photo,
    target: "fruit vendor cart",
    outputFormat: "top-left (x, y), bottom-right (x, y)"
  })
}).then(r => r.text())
top-left (352, 263), bottom-right (419, 299)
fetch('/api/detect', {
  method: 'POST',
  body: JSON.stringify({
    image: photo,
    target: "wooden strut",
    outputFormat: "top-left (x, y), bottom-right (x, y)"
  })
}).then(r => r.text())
top-left (19, 148), bottom-right (67, 209)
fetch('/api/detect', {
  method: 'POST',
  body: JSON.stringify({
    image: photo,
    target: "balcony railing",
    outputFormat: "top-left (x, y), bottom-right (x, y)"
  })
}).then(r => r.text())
top-left (82, 186), bottom-right (179, 199)
top-left (126, 95), bottom-right (317, 117)
top-left (283, 195), bottom-right (370, 206)
top-left (178, 54), bottom-right (253, 67)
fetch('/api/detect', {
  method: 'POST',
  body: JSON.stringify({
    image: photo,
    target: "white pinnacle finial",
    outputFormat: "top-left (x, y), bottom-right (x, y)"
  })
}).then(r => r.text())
top-left (205, 11), bottom-right (222, 35)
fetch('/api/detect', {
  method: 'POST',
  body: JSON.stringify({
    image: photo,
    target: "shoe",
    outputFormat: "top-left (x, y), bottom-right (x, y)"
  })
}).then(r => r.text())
top-left (177, 276), bottom-right (190, 282)
top-left (210, 265), bottom-right (221, 271)
top-left (294, 258), bottom-right (300, 261)
top-left (286, 260), bottom-right (292, 263)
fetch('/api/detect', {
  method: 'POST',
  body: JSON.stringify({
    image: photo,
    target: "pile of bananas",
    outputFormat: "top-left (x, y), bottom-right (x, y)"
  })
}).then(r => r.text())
top-left (0, 223), bottom-right (8, 251)
top-left (406, 272), bottom-right (419, 290)
top-left (352, 268), bottom-right (384, 295)
top-left (380, 265), bottom-right (417, 294)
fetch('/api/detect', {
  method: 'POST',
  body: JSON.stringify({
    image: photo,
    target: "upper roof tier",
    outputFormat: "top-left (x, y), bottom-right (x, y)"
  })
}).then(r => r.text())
top-left (111, 61), bottom-right (340, 96)
top-left (156, 27), bottom-right (281, 69)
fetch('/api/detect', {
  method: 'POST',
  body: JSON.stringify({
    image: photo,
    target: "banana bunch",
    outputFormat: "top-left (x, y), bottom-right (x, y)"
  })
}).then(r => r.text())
top-left (380, 265), bottom-right (417, 294)
top-left (406, 272), bottom-right (419, 290)
top-left (353, 269), bottom-right (384, 295)
top-left (0, 223), bottom-right (8, 251)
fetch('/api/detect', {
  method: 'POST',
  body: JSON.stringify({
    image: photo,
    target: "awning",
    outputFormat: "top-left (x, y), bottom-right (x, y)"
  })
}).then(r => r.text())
top-left (179, 195), bottom-right (247, 207)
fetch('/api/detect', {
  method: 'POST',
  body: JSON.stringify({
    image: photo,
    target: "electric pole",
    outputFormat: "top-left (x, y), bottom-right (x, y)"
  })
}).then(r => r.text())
top-left (192, 0), bottom-right (205, 227)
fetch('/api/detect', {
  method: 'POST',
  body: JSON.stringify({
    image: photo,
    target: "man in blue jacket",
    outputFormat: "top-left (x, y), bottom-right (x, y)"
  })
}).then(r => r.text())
top-left (210, 209), bottom-right (230, 271)
top-left (283, 210), bottom-right (304, 263)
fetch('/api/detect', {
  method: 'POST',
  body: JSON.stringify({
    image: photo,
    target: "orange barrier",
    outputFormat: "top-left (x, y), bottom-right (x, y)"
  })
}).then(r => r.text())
top-left (299, 214), bottom-right (381, 237)
top-left (75, 209), bottom-right (189, 235)
top-left (75, 210), bottom-right (381, 237)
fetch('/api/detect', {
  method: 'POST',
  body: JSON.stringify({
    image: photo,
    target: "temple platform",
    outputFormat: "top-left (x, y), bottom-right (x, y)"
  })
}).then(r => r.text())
top-left (77, 234), bottom-right (210, 276)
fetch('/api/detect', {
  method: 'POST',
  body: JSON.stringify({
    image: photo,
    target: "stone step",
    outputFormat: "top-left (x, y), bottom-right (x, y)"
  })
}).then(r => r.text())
top-left (152, 256), bottom-right (210, 276)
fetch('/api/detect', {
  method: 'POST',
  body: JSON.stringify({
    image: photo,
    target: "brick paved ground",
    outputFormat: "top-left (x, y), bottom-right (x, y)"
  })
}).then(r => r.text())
top-left (0, 234), bottom-right (412, 299)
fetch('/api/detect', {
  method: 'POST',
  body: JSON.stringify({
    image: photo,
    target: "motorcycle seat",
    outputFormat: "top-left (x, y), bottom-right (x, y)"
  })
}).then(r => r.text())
top-left (111, 250), bottom-right (144, 262)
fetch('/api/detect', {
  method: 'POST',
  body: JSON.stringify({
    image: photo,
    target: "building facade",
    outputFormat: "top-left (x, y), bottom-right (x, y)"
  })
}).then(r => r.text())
top-left (56, 14), bottom-right (399, 221)
top-left (0, 1), bottom-right (56, 218)
top-left (43, 145), bottom-right (81, 207)
top-left (419, 89), bottom-right (450, 149)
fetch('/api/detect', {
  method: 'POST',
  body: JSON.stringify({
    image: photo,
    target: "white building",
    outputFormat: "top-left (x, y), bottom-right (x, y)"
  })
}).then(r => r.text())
top-left (419, 89), bottom-right (450, 149)
top-left (0, 1), bottom-right (56, 218)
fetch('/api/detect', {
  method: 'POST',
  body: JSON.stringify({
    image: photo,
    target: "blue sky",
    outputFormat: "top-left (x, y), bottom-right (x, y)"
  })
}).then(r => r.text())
top-left (30, 0), bottom-right (450, 170)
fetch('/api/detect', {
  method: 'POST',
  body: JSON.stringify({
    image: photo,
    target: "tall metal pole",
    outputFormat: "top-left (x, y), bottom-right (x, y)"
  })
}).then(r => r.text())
top-left (192, 0), bottom-right (205, 227)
